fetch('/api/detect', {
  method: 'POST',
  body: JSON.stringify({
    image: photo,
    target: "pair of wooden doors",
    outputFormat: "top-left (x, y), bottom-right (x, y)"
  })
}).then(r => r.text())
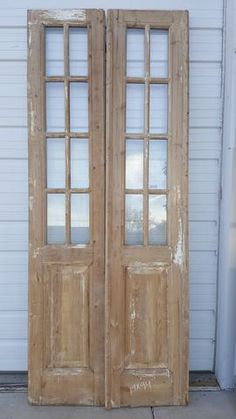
top-left (28, 9), bottom-right (188, 407)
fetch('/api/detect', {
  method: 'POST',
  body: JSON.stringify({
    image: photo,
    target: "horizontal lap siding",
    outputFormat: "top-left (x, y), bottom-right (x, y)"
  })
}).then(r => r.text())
top-left (0, 0), bottom-right (223, 371)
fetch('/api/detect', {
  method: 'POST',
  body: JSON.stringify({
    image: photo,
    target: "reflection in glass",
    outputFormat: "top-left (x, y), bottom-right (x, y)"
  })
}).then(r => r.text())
top-left (70, 82), bottom-right (88, 132)
top-left (149, 140), bottom-right (167, 189)
top-left (126, 84), bottom-right (144, 133)
top-left (45, 27), bottom-right (64, 76)
top-left (150, 29), bottom-right (168, 78)
top-left (71, 139), bottom-right (89, 188)
top-left (150, 84), bottom-right (168, 134)
top-left (47, 139), bottom-right (65, 188)
top-left (126, 29), bottom-right (145, 77)
top-left (125, 194), bottom-right (143, 245)
top-left (47, 194), bottom-right (65, 244)
top-left (69, 28), bottom-right (88, 76)
top-left (46, 82), bottom-right (65, 132)
top-left (149, 195), bottom-right (167, 245)
top-left (71, 194), bottom-right (90, 244)
top-left (126, 140), bottom-right (143, 189)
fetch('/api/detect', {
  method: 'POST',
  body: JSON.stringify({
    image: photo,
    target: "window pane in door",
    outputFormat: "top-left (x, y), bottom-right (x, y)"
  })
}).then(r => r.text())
top-left (126, 29), bottom-right (145, 77)
top-left (125, 194), bottom-right (143, 245)
top-left (149, 194), bottom-right (167, 245)
top-left (47, 194), bottom-right (65, 244)
top-left (46, 82), bottom-right (65, 132)
top-left (70, 82), bottom-right (88, 132)
top-left (125, 139), bottom-right (143, 189)
top-left (69, 27), bottom-right (88, 76)
top-left (71, 193), bottom-right (90, 244)
top-left (149, 140), bottom-right (167, 189)
top-left (150, 29), bottom-right (168, 78)
top-left (45, 27), bottom-right (64, 76)
top-left (150, 84), bottom-right (168, 134)
top-left (126, 84), bottom-right (144, 133)
top-left (47, 138), bottom-right (65, 188)
top-left (71, 139), bottom-right (89, 188)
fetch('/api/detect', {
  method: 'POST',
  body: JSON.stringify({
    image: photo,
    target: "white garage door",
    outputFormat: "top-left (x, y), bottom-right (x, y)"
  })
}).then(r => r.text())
top-left (0, 0), bottom-right (223, 371)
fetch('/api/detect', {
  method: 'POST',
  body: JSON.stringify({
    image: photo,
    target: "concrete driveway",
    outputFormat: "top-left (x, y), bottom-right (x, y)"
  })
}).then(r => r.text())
top-left (0, 391), bottom-right (235, 419)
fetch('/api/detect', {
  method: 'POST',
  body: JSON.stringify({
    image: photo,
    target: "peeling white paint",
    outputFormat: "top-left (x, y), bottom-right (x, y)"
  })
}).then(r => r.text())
top-left (71, 266), bottom-right (87, 275)
top-left (42, 9), bottom-right (86, 21)
top-left (173, 220), bottom-right (184, 267)
top-left (128, 262), bottom-right (169, 275)
top-left (28, 27), bottom-right (32, 57)
top-left (29, 99), bottom-right (35, 135)
top-left (158, 369), bottom-right (171, 378)
top-left (130, 297), bottom-right (136, 320)
top-left (33, 248), bottom-right (40, 258)
top-left (29, 196), bottom-right (34, 211)
top-left (173, 186), bottom-right (184, 267)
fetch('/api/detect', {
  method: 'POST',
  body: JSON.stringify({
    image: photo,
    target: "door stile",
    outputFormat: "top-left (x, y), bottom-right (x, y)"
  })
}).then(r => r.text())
top-left (105, 10), bottom-right (126, 408)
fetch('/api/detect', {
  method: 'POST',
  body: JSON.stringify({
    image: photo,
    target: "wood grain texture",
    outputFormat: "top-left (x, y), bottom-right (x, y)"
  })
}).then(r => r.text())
top-left (28, 9), bottom-right (105, 405)
top-left (105, 10), bottom-right (189, 407)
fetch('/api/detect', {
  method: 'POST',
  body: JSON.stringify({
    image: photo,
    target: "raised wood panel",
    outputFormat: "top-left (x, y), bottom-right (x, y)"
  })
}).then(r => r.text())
top-left (125, 265), bottom-right (168, 368)
top-left (44, 264), bottom-right (89, 369)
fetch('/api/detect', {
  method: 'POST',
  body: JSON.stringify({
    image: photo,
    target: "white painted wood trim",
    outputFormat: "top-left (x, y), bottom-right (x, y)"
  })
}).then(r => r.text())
top-left (215, 0), bottom-right (236, 390)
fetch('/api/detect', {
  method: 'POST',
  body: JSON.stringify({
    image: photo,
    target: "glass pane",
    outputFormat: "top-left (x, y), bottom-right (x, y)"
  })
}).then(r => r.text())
top-left (126, 29), bottom-right (145, 77)
top-left (149, 140), bottom-right (167, 189)
top-left (45, 27), bottom-right (64, 76)
top-left (70, 82), bottom-right (88, 132)
top-left (150, 29), bottom-right (168, 78)
top-left (46, 82), bottom-right (65, 132)
top-left (47, 139), bottom-right (65, 188)
top-left (125, 194), bottom-right (143, 245)
top-left (71, 194), bottom-right (90, 244)
top-left (126, 84), bottom-right (144, 133)
top-left (125, 140), bottom-right (143, 189)
top-left (71, 139), bottom-right (89, 188)
top-left (150, 84), bottom-right (168, 134)
top-left (47, 194), bottom-right (65, 244)
top-left (149, 195), bottom-right (167, 245)
top-left (69, 27), bottom-right (88, 76)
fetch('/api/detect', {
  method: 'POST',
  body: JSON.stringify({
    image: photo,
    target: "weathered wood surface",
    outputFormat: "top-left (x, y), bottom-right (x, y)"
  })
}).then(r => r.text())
top-left (105, 10), bottom-right (189, 407)
top-left (28, 9), bottom-right (105, 405)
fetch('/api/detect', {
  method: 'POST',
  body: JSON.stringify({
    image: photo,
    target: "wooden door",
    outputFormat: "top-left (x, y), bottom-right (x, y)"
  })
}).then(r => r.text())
top-left (28, 9), bottom-right (105, 404)
top-left (28, 8), bottom-right (188, 407)
top-left (105, 10), bottom-right (189, 407)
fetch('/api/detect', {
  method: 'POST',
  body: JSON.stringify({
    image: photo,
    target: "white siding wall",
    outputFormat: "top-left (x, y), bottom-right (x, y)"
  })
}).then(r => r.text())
top-left (0, 0), bottom-right (223, 371)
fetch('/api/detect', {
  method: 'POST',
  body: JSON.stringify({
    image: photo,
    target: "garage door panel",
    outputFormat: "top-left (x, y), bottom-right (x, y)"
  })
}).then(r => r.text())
top-left (190, 311), bottom-right (216, 339)
top-left (0, 312), bottom-right (27, 339)
top-left (0, 339), bottom-right (27, 371)
top-left (189, 339), bottom-right (215, 371)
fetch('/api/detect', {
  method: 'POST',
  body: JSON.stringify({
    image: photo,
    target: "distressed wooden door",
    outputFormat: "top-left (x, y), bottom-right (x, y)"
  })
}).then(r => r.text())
top-left (28, 8), bottom-right (188, 407)
top-left (105, 10), bottom-right (188, 407)
top-left (28, 9), bottom-right (105, 404)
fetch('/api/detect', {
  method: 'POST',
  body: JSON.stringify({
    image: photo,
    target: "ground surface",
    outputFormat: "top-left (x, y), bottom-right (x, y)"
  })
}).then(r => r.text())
top-left (0, 391), bottom-right (235, 419)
